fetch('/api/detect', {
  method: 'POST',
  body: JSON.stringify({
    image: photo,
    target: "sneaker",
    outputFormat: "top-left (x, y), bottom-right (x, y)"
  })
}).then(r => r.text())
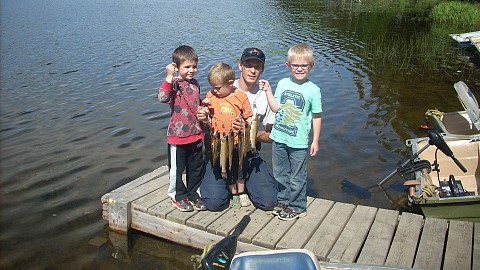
top-left (171, 198), bottom-right (194, 212)
top-left (272, 202), bottom-right (287, 216)
top-left (230, 195), bottom-right (241, 209)
top-left (278, 207), bottom-right (306, 221)
top-left (239, 194), bottom-right (251, 207)
top-left (190, 198), bottom-right (207, 211)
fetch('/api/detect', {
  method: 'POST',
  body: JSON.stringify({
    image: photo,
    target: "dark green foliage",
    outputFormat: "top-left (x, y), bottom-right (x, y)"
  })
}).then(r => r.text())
top-left (432, 1), bottom-right (480, 25)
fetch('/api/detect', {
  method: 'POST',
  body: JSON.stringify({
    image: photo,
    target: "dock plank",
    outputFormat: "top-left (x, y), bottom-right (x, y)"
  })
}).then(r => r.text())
top-left (443, 220), bottom-right (473, 270)
top-left (186, 208), bottom-right (227, 231)
top-left (303, 202), bottom-right (356, 261)
top-left (166, 208), bottom-right (198, 225)
top-left (384, 212), bottom-right (424, 268)
top-left (129, 177), bottom-right (167, 198)
top-left (102, 167), bottom-right (170, 232)
top-left (207, 206), bottom-right (255, 237)
top-left (148, 197), bottom-right (175, 219)
top-left (131, 210), bottom-right (268, 254)
top-left (327, 205), bottom-right (377, 263)
top-left (356, 208), bottom-right (399, 265)
top-left (132, 184), bottom-right (169, 212)
top-left (238, 209), bottom-right (274, 244)
top-left (251, 212), bottom-right (296, 249)
top-left (277, 198), bottom-right (333, 250)
top-left (413, 218), bottom-right (448, 270)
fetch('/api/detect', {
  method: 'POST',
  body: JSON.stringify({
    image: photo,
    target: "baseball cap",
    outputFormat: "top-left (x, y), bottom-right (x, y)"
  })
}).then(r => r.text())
top-left (240, 48), bottom-right (265, 64)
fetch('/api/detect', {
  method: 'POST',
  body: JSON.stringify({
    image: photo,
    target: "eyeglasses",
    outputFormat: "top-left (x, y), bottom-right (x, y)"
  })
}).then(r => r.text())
top-left (242, 63), bottom-right (264, 71)
top-left (289, 63), bottom-right (311, 70)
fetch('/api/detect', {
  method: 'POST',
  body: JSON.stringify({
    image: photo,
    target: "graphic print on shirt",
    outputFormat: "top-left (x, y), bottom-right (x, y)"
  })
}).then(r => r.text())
top-left (209, 100), bottom-right (237, 136)
top-left (274, 90), bottom-right (305, 136)
top-left (219, 101), bottom-right (235, 116)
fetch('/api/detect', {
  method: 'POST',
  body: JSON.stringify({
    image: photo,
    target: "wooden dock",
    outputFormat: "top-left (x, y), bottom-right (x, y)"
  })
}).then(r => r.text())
top-left (471, 36), bottom-right (480, 55)
top-left (101, 165), bottom-right (480, 270)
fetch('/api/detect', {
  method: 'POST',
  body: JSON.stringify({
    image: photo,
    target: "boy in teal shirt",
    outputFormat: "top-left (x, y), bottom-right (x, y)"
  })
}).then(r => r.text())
top-left (261, 43), bottom-right (322, 221)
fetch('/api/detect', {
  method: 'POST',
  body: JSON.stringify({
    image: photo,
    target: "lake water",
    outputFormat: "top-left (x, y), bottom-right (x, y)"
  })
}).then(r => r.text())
top-left (1, 0), bottom-right (479, 269)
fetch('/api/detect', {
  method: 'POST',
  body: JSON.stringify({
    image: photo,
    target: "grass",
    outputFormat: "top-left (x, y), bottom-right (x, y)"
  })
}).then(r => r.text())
top-left (360, 0), bottom-right (443, 12)
top-left (352, 0), bottom-right (479, 75)
top-left (360, 0), bottom-right (480, 26)
top-left (358, 28), bottom-right (470, 77)
top-left (431, 1), bottom-right (480, 26)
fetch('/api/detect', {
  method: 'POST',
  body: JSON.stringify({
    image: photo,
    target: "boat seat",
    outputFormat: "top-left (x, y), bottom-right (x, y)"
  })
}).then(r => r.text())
top-left (454, 81), bottom-right (480, 130)
top-left (230, 249), bottom-right (321, 270)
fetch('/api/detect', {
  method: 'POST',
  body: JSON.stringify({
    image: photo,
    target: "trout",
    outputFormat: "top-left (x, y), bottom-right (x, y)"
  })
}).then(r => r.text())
top-left (203, 123), bottom-right (213, 165)
top-left (212, 131), bottom-right (221, 166)
top-left (249, 114), bottom-right (259, 152)
top-left (243, 121), bottom-right (250, 160)
top-left (237, 129), bottom-right (243, 170)
top-left (220, 134), bottom-right (228, 179)
top-left (228, 129), bottom-right (234, 172)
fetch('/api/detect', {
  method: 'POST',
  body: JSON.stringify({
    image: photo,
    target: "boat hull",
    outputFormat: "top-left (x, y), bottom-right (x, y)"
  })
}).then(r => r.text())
top-left (407, 137), bottom-right (480, 222)
top-left (417, 196), bottom-right (480, 222)
top-left (449, 31), bottom-right (480, 48)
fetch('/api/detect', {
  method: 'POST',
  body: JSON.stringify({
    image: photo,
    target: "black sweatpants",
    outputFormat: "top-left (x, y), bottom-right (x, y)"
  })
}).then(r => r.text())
top-left (167, 139), bottom-right (205, 202)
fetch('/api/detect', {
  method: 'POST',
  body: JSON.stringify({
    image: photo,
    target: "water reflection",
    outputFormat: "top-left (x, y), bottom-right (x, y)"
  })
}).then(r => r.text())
top-left (1, 0), bottom-right (479, 269)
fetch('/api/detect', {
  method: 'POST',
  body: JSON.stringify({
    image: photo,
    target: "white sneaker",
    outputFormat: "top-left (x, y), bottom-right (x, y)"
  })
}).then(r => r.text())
top-left (239, 194), bottom-right (251, 207)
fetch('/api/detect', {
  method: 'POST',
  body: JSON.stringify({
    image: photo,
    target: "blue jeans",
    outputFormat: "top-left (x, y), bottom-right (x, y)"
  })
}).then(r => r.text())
top-left (200, 151), bottom-right (277, 211)
top-left (272, 141), bottom-right (307, 213)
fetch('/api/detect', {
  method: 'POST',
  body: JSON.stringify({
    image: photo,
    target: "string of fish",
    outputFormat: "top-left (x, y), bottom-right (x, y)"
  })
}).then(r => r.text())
top-left (203, 108), bottom-right (259, 179)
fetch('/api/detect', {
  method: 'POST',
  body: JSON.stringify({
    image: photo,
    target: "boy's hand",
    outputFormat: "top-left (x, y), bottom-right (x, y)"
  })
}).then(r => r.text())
top-left (310, 141), bottom-right (319, 156)
top-left (197, 106), bottom-right (210, 123)
top-left (232, 117), bottom-right (245, 132)
top-left (165, 63), bottom-right (177, 83)
top-left (201, 98), bottom-right (211, 106)
top-left (166, 63), bottom-right (177, 76)
top-left (259, 79), bottom-right (272, 92)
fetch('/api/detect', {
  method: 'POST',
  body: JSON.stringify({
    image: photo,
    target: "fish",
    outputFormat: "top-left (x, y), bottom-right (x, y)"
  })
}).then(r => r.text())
top-left (249, 114), bottom-right (259, 152)
top-left (212, 131), bottom-right (221, 166)
top-left (237, 129), bottom-right (244, 170)
top-left (203, 123), bottom-right (213, 165)
top-left (228, 129), bottom-right (234, 172)
top-left (243, 121), bottom-right (250, 160)
top-left (220, 134), bottom-right (228, 179)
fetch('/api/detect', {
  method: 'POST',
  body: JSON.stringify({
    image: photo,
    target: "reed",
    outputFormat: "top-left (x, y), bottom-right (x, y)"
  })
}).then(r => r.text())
top-left (310, 1), bottom-right (478, 77)
top-left (353, 1), bottom-right (479, 75)
top-left (361, 0), bottom-right (443, 11)
top-left (431, 1), bottom-right (480, 26)
top-left (359, 31), bottom-right (459, 75)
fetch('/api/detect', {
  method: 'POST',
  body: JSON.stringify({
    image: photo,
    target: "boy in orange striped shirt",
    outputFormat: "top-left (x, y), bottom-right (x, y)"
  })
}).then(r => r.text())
top-left (201, 62), bottom-right (253, 208)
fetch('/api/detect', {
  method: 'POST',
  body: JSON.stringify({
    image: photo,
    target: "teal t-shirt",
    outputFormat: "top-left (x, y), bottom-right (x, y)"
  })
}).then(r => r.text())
top-left (270, 77), bottom-right (322, 148)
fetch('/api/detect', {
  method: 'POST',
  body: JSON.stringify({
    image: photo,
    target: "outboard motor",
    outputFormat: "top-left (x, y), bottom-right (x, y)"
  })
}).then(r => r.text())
top-left (427, 129), bottom-right (467, 173)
